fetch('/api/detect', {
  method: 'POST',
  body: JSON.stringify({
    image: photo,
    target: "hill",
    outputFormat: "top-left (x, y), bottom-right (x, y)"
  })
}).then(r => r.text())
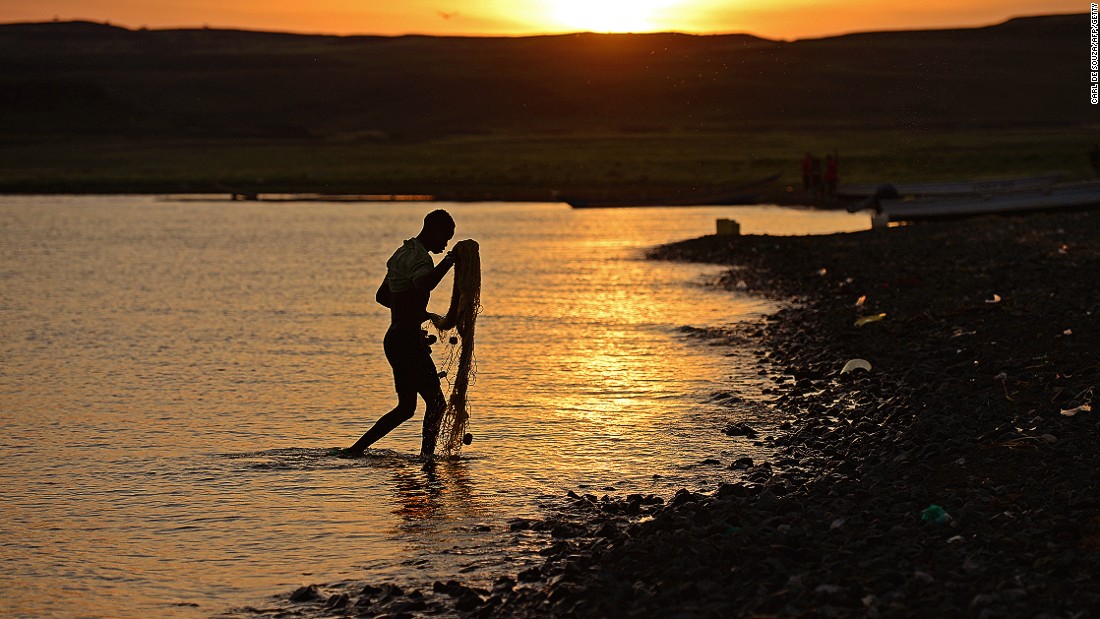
top-left (0, 15), bottom-right (1093, 197)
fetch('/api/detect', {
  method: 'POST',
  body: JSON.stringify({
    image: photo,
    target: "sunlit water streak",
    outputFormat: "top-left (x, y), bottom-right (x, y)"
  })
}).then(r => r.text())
top-left (0, 197), bottom-right (868, 618)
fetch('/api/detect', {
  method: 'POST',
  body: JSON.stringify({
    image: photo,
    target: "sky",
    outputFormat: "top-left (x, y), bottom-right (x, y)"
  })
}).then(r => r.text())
top-left (0, 0), bottom-right (1083, 40)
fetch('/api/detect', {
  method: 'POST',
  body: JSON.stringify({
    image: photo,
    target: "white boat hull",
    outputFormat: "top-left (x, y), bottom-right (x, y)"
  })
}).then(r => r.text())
top-left (839, 173), bottom-right (1064, 199)
top-left (879, 183), bottom-right (1100, 223)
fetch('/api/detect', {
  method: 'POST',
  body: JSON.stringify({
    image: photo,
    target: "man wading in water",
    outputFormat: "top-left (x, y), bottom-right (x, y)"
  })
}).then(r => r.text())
top-left (338, 209), bottom-right (457, 460)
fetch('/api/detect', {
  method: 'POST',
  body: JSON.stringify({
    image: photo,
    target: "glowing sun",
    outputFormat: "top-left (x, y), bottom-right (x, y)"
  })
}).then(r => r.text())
top-left (543, 0), bottom-right (681, 33)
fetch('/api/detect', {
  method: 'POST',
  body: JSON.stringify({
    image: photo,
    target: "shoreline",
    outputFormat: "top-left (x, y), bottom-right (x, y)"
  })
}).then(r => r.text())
top-left (230, 208), bottom-right (1099, 617)
top-left (499, 209), bottom-right (1100, 617)
top-left (0, 187), bottom-right (830, 208)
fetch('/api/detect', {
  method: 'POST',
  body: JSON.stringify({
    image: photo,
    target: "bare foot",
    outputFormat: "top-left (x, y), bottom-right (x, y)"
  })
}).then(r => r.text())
top-left (418, 452), bottom-right (436, 470)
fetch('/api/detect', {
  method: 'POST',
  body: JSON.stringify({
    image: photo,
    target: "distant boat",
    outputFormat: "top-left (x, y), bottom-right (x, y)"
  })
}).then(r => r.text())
top-left (564, 173), bottom-right (780, 208)
top-left (240, 193), bottom-right (436, 202)
top-left (161, 193), bottom-right (436, 202)
top-left (874, 182), bottom-right (1100, 225)
top-left (839, 173), bottom-right (1064, 200)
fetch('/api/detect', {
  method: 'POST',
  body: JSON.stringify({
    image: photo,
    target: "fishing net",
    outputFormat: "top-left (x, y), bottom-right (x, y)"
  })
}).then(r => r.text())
top-left (431, 239), bottom-right (481, 456)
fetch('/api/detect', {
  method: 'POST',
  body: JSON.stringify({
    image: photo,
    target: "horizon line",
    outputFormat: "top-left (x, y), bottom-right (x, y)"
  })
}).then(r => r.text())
top-left (0, 11), bottom-right (1084, 44)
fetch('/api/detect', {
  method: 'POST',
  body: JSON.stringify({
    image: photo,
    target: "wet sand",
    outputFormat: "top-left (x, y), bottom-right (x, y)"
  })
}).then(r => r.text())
top-left (256, 209), bottom-right (1099, 617)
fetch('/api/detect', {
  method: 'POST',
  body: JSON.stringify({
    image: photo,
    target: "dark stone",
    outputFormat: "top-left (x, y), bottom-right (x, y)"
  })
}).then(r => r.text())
top-left (455, 592), bottom-right (484, 612)
top-left (434, 580), bottom-right (470, 597)
top-left (509, 518), bottom-right (533, 531)
top-left (517, 567), bottom-right (542, 582)
top-left (730, 457), bottom-right (755, 469)
top-left (325, 593), bottom-right (349, 608)
top-left (289, 585), bottom-right (319, 603)
top-left (670, 489), bottom-right (703, 506)
top-left (595, 521), bottom-right (622, 539)
top-left (551, 522), bottom-right (584, 538)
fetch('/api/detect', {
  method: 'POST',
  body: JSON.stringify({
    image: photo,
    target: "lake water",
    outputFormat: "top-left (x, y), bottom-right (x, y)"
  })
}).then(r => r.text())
top-left (0, 196), bottom-right (868, 618)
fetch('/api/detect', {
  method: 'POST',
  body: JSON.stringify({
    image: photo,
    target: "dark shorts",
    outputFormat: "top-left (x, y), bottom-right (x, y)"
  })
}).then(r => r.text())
top-left (384, 326), bottom-right (442, 398)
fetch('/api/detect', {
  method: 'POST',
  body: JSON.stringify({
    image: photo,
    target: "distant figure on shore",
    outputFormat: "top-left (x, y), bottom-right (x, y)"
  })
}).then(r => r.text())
top-left (1090, 143), bottom-right (1100, 178)
top-left (809, 155), bottom-right (823, 198)
top-left (824, 153), bottom-right (839, 199)
top-left (338, 209), bottom-right (458, 461)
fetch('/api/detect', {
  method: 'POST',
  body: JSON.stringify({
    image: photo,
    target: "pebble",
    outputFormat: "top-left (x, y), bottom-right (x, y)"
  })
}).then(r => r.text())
top-left (729, 457), bottom-right (754, 469)
top-left (288, 585), bottom-right (319, 603)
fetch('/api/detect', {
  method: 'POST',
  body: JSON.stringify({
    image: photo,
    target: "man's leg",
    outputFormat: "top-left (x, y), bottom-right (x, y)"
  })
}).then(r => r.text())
top-left (419, 388), bottom-right (447, 459)
top-left (346, 389), bottom-right (417, 455)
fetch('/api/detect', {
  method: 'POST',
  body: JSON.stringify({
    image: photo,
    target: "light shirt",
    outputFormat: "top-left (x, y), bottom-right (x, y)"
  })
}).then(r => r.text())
top-left (385, 238), bottom-right (434, 293)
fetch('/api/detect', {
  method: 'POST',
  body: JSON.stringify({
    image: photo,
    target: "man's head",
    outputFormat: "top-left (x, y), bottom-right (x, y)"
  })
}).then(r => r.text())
top-left (418, 209), bottom-right (455, 253)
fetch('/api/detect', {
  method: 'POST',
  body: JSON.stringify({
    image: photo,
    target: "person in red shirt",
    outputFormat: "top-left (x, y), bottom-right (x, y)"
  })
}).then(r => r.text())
top-left (801, 152), bottom-right (814, 191)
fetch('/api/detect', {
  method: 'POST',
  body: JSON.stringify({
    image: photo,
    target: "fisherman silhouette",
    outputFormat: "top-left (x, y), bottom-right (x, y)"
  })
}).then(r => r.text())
top-left (337, 209), bottom-right (457, 461)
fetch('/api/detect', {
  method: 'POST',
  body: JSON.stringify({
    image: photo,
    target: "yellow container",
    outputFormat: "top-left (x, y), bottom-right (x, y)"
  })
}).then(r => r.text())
top-left (716, 218), bottom-right (741, 236)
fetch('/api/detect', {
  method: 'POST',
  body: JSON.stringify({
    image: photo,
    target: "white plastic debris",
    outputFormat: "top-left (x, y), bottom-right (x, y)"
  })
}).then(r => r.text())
top-left (854, 313), bottom-right (886, 327)
top-left (1060, 403), bottom-right (1092, 417)
top-left (840, 358), bottom-right (872, 374)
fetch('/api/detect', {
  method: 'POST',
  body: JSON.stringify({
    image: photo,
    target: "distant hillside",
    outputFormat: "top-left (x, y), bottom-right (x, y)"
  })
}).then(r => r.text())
top-left (0, 14), bottom-right (1088, 141)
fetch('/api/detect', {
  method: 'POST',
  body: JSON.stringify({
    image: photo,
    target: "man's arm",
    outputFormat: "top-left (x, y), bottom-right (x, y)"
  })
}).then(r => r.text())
top-left (375, 279), bottom-right (392, 308)
top-left (413, 253), bottom-right (455, 295)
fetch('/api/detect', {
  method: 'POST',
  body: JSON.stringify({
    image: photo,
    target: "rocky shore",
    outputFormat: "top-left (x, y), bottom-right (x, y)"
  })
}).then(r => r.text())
top-left (253, 209), bottom-right (1098, 618)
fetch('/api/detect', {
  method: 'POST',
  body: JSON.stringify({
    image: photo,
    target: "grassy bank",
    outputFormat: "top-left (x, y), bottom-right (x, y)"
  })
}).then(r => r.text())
top-left (0, 125), bottom-right (1093, 200)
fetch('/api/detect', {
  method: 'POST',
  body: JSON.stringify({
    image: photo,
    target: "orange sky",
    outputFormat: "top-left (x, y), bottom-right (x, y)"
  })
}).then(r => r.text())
top-left (0, 0), bottom-right (1082, 39)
